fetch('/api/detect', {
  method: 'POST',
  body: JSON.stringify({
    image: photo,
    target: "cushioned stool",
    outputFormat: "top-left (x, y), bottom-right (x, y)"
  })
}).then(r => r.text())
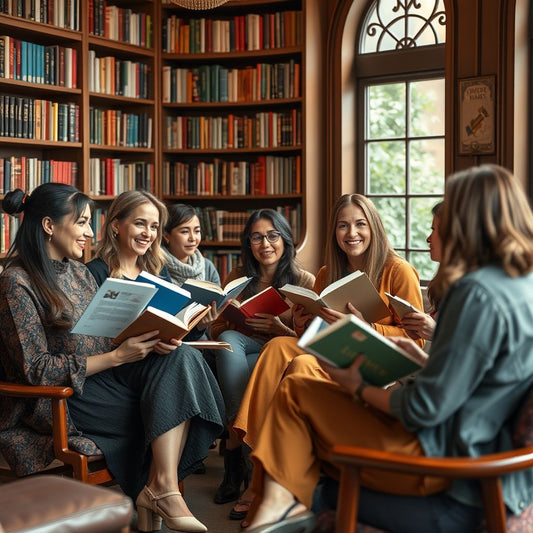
top-left (0, 475), bottom-right (133, 533)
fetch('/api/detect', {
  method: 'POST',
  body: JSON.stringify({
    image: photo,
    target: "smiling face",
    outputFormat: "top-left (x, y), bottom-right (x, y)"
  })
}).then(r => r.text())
top-left (165, 215), bottom-right (202, 263)
top-left (112, 202), bottom-right (160, 259)
top-left (427, 215), bottom-right (442, 263)
top-left (249, 218), bottom-right (285, 268)
top-left (47, 204), bottom-right (93, 261)
top-left (335, 204), bottom-right (372, 270)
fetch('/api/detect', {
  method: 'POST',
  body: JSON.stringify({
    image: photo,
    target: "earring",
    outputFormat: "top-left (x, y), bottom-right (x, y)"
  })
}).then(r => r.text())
top-left (113, 231), bottom-right (118, 239)
top-left (48, 233), bottom-right (52, 242)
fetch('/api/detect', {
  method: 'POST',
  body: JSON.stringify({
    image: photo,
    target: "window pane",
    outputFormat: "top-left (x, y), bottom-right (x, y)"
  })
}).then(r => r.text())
top-left (410, 79), bottom-right (445, 136)
top-left (409, 139), bottom-right (445, 194)
top-left (367, 84), bottom-right (406, 139)
top-left (409, 251), bottom-right (439, 282)
top-left (372, 196), bottom-right (406, 249)
top-left (360, 0), bottom-right (446, 54)
top-left (409, 197), bottom-right (438, 248)
top-left (367, 141), bottom-right (406, 194)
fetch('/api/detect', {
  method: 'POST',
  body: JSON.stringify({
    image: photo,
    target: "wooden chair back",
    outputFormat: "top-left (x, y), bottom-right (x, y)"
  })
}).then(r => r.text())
top-left (330, 385), bottom-right (533, 533)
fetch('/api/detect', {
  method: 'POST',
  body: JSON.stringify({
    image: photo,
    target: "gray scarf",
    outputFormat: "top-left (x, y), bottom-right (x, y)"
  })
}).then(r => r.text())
top-left (164, 249), bottom-right (206, 286)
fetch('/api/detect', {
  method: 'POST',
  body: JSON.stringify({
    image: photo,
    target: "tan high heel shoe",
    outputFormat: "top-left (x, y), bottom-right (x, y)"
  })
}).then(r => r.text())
top-left (136, 485), bottom-right (208, 533)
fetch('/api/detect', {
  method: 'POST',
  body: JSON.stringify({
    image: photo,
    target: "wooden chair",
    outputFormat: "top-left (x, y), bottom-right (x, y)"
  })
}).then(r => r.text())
top-left (0, 381), bottom-right (113, 486)
top-left (329, 386), bottom-right (533, 533)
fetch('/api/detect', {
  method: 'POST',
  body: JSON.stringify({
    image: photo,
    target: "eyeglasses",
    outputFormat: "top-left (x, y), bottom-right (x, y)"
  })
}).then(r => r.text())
top-left (249, 231), bottom-right (281, 245)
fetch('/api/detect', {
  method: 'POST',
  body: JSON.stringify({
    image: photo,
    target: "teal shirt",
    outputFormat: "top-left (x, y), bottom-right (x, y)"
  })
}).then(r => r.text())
top-left (390, 265), bottom-right (533, 514)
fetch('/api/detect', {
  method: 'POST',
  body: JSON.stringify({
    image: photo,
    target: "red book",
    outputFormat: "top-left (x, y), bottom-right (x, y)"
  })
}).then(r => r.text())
top-left (88, 0), bottom-right (94, 33)
top-left (222, 286), bottom-right (290, 332)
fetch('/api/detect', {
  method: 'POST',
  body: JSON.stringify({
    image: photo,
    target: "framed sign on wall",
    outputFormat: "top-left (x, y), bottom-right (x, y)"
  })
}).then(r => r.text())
top-left (458, 75), bottom-right (496, 155)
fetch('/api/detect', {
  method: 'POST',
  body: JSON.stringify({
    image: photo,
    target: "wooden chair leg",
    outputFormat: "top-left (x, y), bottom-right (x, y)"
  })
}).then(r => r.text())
top-left (336, 465), bottom-right (362, 533)
top-left (481, 478), bottom-right (507, 533)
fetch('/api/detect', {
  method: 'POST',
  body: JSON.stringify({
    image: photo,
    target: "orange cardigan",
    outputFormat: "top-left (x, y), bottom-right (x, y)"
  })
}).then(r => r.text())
top-left (314, 256), bottom-right (425, 348)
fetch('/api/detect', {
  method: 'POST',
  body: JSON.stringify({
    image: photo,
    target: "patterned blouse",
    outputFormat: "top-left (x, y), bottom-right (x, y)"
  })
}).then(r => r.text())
top-left (0, 259), bottom-right (112, 476)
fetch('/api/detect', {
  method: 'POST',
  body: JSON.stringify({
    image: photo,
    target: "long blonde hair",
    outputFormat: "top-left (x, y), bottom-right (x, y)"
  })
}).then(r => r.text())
top-left (95, 190), bottom-right (168, 278)
top-left (429, 164), bottom-right (533, 304)
top-left (324, 194), bottom-right (398, 286)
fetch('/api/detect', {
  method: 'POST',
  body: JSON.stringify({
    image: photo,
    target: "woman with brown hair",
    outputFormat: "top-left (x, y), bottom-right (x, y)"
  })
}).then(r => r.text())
top-left (231, 193), bottom-right (424, 521)
top-left (244, 165), bottom-right (533, 533)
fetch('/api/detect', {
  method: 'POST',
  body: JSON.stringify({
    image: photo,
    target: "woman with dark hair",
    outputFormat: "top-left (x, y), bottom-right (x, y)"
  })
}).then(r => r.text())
top-left (162, 203), bottom-right (225, 335)
top-left (232, 194), bottom-right (425, 524)
top-left (163, 203), bottom-right (220, 287)
top-left (0, 184), bottom-right (224, 533)
top-left (209, 208), bottom-right (315, 510)
top-left (244, 165), bottom-right (533, 533)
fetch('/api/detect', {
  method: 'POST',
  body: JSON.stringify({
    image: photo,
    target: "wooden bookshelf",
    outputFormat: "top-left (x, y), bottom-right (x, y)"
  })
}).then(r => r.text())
top-left (0, 0), bottom-right (308, 268)
top-left (0, 0), bottom-right (158, 255)
top-left (160, 0), bottom-right (306, 278)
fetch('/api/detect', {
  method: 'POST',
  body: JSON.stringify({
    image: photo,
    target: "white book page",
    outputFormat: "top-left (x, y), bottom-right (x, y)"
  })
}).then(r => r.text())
top-left (72, 278), bottom-right (156, 337)
top-left (320, 270), bottom-right (363, 297)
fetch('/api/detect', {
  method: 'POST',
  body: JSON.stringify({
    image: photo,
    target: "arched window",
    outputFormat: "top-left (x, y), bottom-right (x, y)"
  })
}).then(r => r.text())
top-left (356, 0), bottom-right (446, 281)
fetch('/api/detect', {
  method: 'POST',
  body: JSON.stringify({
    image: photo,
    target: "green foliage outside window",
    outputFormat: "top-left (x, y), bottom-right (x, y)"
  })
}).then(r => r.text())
top-left (365, 80), bottom-right (444, 281)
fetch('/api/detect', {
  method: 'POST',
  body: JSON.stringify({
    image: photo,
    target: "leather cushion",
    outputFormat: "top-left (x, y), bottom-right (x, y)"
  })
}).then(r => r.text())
top-left (0, 475), bottom-right (132, 533)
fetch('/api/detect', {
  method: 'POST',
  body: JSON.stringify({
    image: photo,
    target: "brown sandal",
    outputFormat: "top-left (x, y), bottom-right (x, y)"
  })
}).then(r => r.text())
top-left (229, 498), bottom-right (252, 520)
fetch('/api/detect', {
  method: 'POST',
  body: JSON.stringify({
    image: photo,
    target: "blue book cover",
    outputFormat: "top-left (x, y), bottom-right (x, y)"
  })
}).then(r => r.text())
top-left (135, 271), bottom-right (191, 315)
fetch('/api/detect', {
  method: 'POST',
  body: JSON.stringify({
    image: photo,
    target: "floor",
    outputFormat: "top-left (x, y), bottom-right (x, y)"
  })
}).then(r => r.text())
top-left (130, 445), bottom-right (242, 533)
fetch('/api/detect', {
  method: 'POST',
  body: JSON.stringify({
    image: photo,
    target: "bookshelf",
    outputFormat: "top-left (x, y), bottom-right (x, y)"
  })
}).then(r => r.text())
top-left (160, 0), bottom-right (305, 279)
top-left (0, 0), bottom-right (158, 254)
top-left (0, 0), bottom-right (308, 274)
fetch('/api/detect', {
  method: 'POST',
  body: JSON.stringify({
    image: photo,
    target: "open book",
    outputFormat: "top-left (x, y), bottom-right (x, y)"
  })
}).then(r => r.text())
top-left (71, 278), bottom-right (158, 338)
top-left (136, 271), bottom-right (191, 315)
top-left (222, 286), bottom-right (290, 331)
top-left (298, 315), bottom-right (423, 386)
top-left (181, 276), bottom-right (252, 308)
top-left (280, 270), bottom-right (390, 323)
top-left (113, 302), bottom-right (210, 344)
top-left (385, 292), bottom-right (423, 320)
top-left (71, 276), bottom-right (200, 344)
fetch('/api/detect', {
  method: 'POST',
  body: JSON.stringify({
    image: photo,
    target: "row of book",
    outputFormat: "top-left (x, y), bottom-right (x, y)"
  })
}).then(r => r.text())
top-left (89, 1), bottom-right (153, 49)
top-left (0, 96), bottom-right (79, 142)
top-left (0, 0), bottom-right (80, 31)
top-left (88, 53), bottom-right (152, 99)
top-left (0, 157), bottom-right (78, 193)
top-left (203, 249), bottom-right (242, 282)
top-left (0, 213), bottom-right (19, 254)
top-left (90, 207), bottom-right (106, 245)
top-left (162, 60), bottom-right (300, 104)
top-left (162, 155), bottom-right (301, 197)
top-left (164, 110), bottom-right (301, 150)
top-left (163, 11), bottom-right (302, 54)
top-left (88, 158), bottom-right (153, 196)
top-left (89, 108), bottom-right (153, 149)
top-left (0, 37), bottom-right (77, 88)
top-left (194, 204), bottom-right (301, 243)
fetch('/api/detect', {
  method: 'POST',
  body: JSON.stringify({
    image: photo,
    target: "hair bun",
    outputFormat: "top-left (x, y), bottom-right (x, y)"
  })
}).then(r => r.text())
top-left (2, 189), bottom-right (28, 215)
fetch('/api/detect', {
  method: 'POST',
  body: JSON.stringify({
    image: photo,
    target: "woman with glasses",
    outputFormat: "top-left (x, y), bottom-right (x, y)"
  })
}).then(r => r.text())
top-left (209, 208), bottom-right (315, 513)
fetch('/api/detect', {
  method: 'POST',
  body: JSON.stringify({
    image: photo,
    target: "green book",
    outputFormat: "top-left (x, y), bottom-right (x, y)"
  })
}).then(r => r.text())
top-left (298, 315), bottom-right (422, 387)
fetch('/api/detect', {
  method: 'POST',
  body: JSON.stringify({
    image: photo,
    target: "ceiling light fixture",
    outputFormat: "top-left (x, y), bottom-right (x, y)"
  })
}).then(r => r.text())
top-left (168, 0), bottom-right (230, 9)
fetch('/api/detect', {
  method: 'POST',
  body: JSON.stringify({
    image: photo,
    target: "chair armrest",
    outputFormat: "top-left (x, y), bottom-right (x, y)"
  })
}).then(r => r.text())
top-left (330, 445), bottom-right (533, 478)
top-left (0, 380), bottom-right (77, 467)
top-left (330, 445), bottom-right (533, 533)
top-left (0, 381), bottom-right (73, 399)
